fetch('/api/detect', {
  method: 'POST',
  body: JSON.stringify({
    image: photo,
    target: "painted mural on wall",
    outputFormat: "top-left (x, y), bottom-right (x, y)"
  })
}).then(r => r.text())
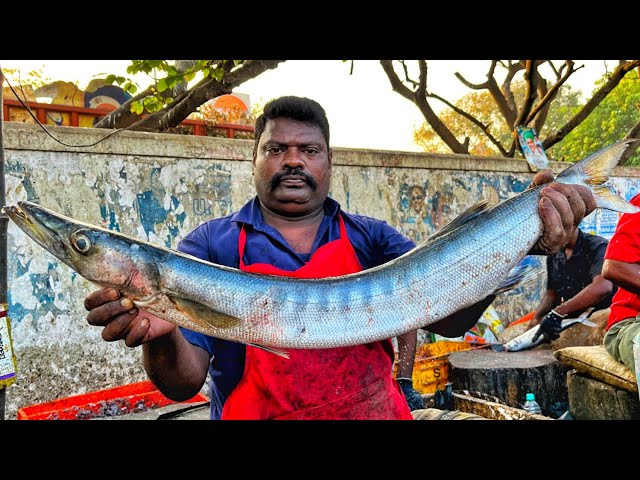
top-left (395, 172), bottom-right (529, 244)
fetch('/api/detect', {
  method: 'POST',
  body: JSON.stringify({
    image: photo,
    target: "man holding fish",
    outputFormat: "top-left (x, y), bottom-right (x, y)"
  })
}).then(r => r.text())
top-left (82, 96), bottom-right (598, 420)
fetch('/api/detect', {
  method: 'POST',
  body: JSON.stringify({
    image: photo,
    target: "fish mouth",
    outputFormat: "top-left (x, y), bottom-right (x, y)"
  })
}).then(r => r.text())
top-left (3, 201), bottom-right (73, 267)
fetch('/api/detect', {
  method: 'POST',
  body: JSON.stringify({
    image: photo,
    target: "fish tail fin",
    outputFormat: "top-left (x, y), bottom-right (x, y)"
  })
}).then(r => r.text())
top-left (556, 139), bottom-right (640, 214)
top-left (593, 185), bottom-right (640, 213)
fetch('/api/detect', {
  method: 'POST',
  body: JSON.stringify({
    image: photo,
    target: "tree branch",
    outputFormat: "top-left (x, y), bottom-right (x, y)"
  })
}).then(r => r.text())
top-left (526, 60), bottom-right (576, 126)
top-left (427, 92), bottom-right (509, 156)
top-left (380, 60), bottom-right (469, 154)
top-left (98, 60), bottom-right (284, 132)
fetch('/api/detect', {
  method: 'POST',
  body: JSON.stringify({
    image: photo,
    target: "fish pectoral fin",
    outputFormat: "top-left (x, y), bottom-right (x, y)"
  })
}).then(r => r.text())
top-left (247, 343), bottom-right (290, 359)
top-left (493, 263), bottom-right (540, 295)
top-left (168, 296), bottom-right (290, 359)
top-left (168, 295), bottom-right (241, 329)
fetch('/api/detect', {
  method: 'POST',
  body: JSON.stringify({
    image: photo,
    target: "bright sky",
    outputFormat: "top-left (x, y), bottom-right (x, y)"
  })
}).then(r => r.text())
top-left (0, 59), bottom-right (615, 153)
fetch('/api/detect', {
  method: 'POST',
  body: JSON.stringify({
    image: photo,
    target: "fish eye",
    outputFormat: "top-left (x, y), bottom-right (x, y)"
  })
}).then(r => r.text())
top-left (72, 232), bottom-right (92, 254)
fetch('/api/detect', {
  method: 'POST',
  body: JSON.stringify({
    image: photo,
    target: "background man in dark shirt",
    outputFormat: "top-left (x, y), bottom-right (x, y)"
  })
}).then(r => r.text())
top-left (531, 225), bottom-right (616, 343)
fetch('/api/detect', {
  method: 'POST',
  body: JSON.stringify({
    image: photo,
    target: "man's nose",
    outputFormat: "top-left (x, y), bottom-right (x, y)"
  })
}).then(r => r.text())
top-left (282, 148), bottom-right (305, 168)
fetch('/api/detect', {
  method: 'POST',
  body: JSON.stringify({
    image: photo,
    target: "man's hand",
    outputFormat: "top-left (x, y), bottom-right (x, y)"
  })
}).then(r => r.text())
top-left (85, 288), bottom-right (176, 348)
top-left (527, 170), bottom-right (597, 255)
top-left (396, 377), bottom-right (424, 411)
top-left (531, 310), bottom-right (565, 343)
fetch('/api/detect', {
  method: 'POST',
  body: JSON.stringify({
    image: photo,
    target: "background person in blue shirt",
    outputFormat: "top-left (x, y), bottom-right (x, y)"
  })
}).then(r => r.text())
top-left (84, 96), bottom-right (597, 419)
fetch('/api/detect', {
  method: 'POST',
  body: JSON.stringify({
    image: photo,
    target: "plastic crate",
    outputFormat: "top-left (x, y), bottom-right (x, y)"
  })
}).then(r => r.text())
top-left (17, 380), bottom-right (208, 420)
top-left (410, 340), bottom-right (476, 393)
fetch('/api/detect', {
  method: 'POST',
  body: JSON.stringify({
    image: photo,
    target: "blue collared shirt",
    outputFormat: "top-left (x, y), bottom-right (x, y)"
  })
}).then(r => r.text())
top-left (177, 196), bottom-right (415, 419)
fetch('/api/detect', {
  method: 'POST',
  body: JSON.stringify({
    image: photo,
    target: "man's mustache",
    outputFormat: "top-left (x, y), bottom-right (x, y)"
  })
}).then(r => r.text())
top-left (269, 169), bottom-right (317, 191)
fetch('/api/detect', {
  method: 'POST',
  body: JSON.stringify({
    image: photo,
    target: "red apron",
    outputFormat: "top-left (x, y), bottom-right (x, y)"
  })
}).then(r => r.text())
top-left (221, 215), bottom-right (413, 420)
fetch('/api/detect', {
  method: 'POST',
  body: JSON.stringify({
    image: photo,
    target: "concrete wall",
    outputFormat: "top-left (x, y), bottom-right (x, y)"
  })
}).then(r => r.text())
top-left (4, 123), bottom-right (640, 419)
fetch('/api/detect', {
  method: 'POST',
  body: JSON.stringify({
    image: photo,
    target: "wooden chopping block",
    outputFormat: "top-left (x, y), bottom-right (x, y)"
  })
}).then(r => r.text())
top-left (448, 348), bottom-right (570, 418)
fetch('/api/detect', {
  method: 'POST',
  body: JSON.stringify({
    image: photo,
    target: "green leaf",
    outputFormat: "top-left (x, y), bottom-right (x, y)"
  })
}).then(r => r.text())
top-left (123, 82), bottom-right (137, 95)
top-left (157, 78), bottom-right (168, 93)
top-left (211, 67), bottom-right (224, 81)
top-left (130, 101), bottom-right (144, 115)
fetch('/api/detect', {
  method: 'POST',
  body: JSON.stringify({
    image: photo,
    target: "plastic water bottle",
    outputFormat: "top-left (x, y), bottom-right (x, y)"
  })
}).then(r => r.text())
top-left (523, 393), bottom-right (542, 414)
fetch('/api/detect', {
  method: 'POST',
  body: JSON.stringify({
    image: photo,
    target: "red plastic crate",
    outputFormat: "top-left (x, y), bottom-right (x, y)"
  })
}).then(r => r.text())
top-left (17, 380), bottom-right (208, 420)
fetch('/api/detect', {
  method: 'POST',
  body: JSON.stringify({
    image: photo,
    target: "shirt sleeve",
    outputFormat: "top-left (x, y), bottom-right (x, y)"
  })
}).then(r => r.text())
top-left (372, 220), bottom-right (416, 265)
top-left (177, 223), bottom-right (211, 260)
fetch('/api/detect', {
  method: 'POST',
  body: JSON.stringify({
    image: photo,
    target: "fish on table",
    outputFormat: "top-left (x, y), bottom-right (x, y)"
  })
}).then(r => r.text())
top-left (4, 140), bottom-right (639, 357)
top-left (502, 307), bottom-right (597, 352)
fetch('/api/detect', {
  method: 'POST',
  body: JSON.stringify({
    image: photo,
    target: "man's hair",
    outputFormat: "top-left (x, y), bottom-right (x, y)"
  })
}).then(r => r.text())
top-left (253, 96), bottom-right (330, 153)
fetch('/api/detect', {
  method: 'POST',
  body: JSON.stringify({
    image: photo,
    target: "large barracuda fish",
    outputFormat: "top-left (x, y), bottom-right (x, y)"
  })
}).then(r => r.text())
top-left (4, 141), bottom-right (640, 357)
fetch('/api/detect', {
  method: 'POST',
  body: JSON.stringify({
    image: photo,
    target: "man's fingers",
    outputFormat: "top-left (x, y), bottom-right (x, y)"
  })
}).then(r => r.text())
top-left (528, 170), bottom-right (554, 190)
top-left (85, 288), bottom-right (121, 311)
top-left (124, 316), bottom-right (152, 348)
top-left (537, 196), bottom-right (565, 253)
top-left (86, 297), bottom-right (136, 327)
top-left (553, 183), bottom-right (587, 226)
top-left (573, 184), bottom-right (597, 217)
top-left (540, 184), bottom-right (577, 231)
top-left (100, 309), bottom-right (139, 342)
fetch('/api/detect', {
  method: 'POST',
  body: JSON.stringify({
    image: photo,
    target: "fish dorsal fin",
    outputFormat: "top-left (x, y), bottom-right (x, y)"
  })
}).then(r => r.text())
top-left (427, 200), bottom-right (493, 242)
top-left (168, 295), bottom-right (290, 359)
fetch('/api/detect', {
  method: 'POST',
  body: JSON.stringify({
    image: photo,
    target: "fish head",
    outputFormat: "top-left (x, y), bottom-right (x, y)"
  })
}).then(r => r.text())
top-left (3, 201), bottom-right (162, 299)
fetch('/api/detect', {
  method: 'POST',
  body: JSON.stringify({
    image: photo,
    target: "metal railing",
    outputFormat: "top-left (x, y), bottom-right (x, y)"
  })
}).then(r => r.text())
top-left (2, 99), bottom-right (255, 139)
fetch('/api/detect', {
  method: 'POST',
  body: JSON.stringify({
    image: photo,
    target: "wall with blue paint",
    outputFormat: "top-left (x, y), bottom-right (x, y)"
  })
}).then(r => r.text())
top-left (4, 123), bottom-right (640, 418)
